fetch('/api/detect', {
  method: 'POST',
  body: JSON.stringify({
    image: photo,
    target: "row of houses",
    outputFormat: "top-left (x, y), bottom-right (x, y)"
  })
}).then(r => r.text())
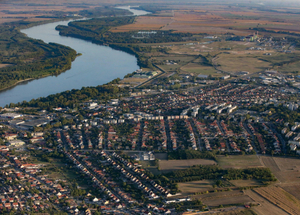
top-left (64, 151), bottom-right (121, 203)
top-left (111, 152), bottom-right (171, 197)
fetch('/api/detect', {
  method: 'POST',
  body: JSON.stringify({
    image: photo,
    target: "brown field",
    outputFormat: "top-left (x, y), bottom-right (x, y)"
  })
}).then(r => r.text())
top-left (253, 186), bottom-right (300, 215)
top-left (280, 185), bottom-right (300, 201)
top-left (0, 64), bottom-right (12, 68)
top-left (109, 5), bottom-right (300, 36)
top-left (0, 1), bottom-right (97, 25)
top-left (0, 18), bottom-right (20, 24)
top-left (159, 159), bottom-right (217, 172)
top-left (244, 189), bottom-right (289, 215)
top-left (178, 180), bottom-right (214, 195)
top-left (204, 208), bottom-right (257, 215)
top-left (260, 156), bottom-right (300, 183)
top-left (2, 0), bottom-right (300, 38)
top-left (217, 155), bottom-right (263, 169)
top-left (230, 180), bottom-right (262, 188)
top-left (111, 16), bottom-right (173, 32)
top-left (193, 190), bottom-right (253, 207)
top-left (202, 194), bottom-right (253, 207)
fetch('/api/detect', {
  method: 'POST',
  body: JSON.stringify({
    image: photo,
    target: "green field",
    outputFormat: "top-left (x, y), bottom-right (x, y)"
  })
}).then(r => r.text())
top-left (181, 63), bottom-right (222, 76)
top-left (215, 53), bottom-right (272, 74)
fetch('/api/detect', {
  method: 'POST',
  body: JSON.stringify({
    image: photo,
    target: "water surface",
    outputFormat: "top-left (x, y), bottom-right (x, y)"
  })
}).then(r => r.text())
top-left (0, 7), bottom-right (150, 107)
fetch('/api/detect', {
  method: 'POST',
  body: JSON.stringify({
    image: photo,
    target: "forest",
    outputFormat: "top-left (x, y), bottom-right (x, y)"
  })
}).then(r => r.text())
top-left (0, 26), bottom-right (77, 91)
top-left (13, 82), bottom-right (128, 110)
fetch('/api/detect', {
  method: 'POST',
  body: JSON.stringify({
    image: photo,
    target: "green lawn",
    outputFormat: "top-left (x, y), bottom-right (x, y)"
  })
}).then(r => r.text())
top-left (181, 63), bottom-right (222, 76)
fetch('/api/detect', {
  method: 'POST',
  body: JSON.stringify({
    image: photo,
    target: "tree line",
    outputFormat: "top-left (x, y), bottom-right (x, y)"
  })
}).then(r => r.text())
top-left (165, 165), bottom-right (277, 183)
top-left (168, 150), bottom-right (217, 160)
top-left (0, 26), bottom-right (77, 90)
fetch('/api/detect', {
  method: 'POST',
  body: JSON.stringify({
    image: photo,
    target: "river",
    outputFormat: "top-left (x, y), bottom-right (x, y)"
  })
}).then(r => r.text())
top-left (0, 6), bottom-right (150, 107)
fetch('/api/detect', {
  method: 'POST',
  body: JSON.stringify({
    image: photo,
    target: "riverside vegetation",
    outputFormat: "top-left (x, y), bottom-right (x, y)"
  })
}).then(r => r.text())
top-left (0, 26), bottom-right (77, 91)
top-left (0, 7), bottom-right (134, 92)
top-left (56, 16), bottom-right (200, 69)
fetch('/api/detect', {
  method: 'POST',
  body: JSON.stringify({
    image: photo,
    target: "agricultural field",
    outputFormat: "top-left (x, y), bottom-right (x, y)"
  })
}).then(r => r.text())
top-left (261, 156), bottom-right (300, 183)
top-left (149, 40), bottom-right (300, 77)
top-left (203, 209), bottom-right (257, 215)
top-left (244, 189), bottom-right (289, 215)
top-left (280, 185), bottom-right (300, 201)
top-left (181, 63), bottom-right (222, 77)
top-left (217, 155), bottom-right (263, 169)
top-left (230, 180), bottom-right (262, 188)
top-left (253, 186), bottom-right (300, 215)
top-left (111, 5), bottom-right (300, 36)
top-left (202, 194), bottom-right (253, 207)
top-left (110, 15), bottom-right (173, 32)
top-left (195, 190), bottom-right (253, 207)
top-left (0, 2), bottom-right (95, 24)
top-left (214, 53), bottom-right (272, 74)
top-left (178, 180), bottom-right (215, 195)
top-left (0, 64), bottom-right (12, 68)
top-left (168, 41), bottom-right (255, 55)
top-left (151, 55), bottom-right (196, 72)
top-left (278, 61), bottom-right (300, 74)
top-left (159, 158), bottom-right (217, 172)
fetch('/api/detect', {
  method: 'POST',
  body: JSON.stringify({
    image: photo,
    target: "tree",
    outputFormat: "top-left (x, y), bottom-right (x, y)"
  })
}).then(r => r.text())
top-left (216, 180), bottom-right (222, 187)
top-left (271, 150), bottom-right (274, 157)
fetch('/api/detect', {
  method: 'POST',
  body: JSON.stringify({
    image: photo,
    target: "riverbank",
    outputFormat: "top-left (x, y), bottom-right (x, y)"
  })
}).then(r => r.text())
top-left (0, 6), bottom-right (149, 107)
top-left (0, 26), bottom-right (78, 92)
top-left (0, 78), bottom-right (34, 93)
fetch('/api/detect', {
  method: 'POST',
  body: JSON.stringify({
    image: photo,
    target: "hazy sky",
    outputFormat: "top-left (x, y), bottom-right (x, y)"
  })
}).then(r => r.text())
top-left (0, 0), bottom-right (300, 7)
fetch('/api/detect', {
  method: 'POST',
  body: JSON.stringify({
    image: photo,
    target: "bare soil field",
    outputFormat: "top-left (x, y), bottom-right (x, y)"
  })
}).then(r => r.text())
top-left (159, 159), bottom-right (217, 172)
top-left (230, 180), bottom-right (262, 187)
top-left (244, 189), bottom-right (289, 215)
top-left (280, 185), bottom-right (300, 201)
top-left (202, 194), bottom-right (252, 207)
top-left (109, 4), bottom-right (300, 36)
top-left (0, 1), bottom-right (97, 25)
top-left (0, 64), bottom-right (12, 68)
top-left (205, 208), bottom-right (257, 215)
top-left (192, 190), bottom-right (253, 207)
top-left (253, 186), bottom-right (300, 215)
top-left (260, 156), bottom-right (300, 183)
top-left (178, 180), bottom-right (214, 195)
top-left (193, 190), bottom-right (243, 200)
top-left (217, 155), bottom-right (263, 169)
